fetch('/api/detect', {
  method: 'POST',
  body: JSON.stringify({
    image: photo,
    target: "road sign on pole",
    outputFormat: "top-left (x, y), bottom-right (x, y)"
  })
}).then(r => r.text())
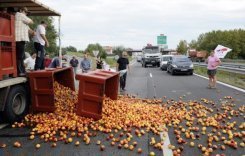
top-left (157, 35), bottom-right (167, 45)
top-left (93, 50), bottom-right (99, 57)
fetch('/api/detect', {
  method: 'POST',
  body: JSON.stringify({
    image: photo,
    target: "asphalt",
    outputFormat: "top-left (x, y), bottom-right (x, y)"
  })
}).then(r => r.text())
top-left (0, 61), bottom-right (244, 156)
top-left (127, 62), bottom-right (245, 102)
top-left (125, 62), bottom-right (245, 156)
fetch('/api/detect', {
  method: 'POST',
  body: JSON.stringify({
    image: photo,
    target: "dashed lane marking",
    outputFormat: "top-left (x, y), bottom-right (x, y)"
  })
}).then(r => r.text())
top-left (160, 131), bottom-right (173, 156)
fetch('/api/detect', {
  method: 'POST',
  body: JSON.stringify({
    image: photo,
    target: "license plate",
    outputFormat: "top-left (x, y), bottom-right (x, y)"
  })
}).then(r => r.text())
top-left (181, 69), bottom-right (187, 71)
top-left (151, 61), bottom-right (155, 63)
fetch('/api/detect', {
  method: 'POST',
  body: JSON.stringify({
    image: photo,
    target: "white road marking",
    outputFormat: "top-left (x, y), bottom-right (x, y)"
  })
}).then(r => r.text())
top-left (150, 73), bottom-right (153, 78)
top-left (130, 60), bottom-right (137, 66)
top-left (0, 124), bottom-right (9, 129)
top-left (194, 73), bottom-right (245, 93)
top-left (160, 131), bottom-right (173, 156)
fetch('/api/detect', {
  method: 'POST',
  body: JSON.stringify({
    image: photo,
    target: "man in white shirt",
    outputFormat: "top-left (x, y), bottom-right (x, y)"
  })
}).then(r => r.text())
top-left (15, 7), bottom-right (33, 76)
top-left (24, 52), bottom-right (36, 70)
top-left (34, 21), bottom-right (49, 70)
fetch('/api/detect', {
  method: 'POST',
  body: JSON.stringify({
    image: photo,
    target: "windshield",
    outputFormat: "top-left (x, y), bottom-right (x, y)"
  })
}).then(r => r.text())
top-left (173, 57), bottom-right (191, 62)
top-left (143, 47), bottom-right (159, 53)
top-left (162, 57), bottom-right (172, 61)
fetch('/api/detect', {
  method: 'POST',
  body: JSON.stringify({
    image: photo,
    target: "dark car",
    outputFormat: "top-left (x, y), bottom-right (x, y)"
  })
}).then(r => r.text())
top-left (166, 55), bottom-right (194, 75)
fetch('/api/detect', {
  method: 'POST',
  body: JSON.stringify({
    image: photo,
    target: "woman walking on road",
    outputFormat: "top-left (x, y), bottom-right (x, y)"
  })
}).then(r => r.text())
top-left (206, 51), bottom-right (221, 89)
top-left (117, 51), bottom-right (130, 92)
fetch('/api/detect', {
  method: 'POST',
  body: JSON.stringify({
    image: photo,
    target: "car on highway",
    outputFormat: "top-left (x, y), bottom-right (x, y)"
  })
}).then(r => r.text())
top-left (136, 55), bottom-right (142, 62)
top-left (160, 55), bottom-right (173, 70)
top-left (166, 55), bottom-right (194, 75)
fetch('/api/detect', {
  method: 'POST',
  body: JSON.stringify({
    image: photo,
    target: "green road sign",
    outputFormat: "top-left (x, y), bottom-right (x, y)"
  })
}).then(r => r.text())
top-left (157, 36), bottom-right (167, 44)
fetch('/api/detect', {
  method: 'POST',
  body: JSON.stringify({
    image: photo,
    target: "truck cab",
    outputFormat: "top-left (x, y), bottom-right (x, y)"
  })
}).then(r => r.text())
top-left (141, 46), bottom-right (161, 68)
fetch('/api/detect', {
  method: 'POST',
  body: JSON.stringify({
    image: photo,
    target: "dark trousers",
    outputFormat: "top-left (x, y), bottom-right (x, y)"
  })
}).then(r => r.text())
top-left (16, 41), bottom-right (26, 74)
top-left (120, 72), bottom-right (127, 89)
top-left (34, 42), bottom-right (45, 70)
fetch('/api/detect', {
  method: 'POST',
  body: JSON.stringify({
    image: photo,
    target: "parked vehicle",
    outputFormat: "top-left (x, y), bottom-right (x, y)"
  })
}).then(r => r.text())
top-left (141, 46), bottom-right (161, 68)
top-left (136, 55), bottom-right (142, 62)
top-left (166, 55), bottom-right (194, 75)
top-left (0, 0), bottom-right (60, 123)
top-left (188, 49), bottom-right (207, 62)
top-left (160, 55), bottom-right (173, 70)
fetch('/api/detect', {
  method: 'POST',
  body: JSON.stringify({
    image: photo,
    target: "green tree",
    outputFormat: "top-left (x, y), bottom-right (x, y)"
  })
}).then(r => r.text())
top-left (112, 46), bottom-right (126, 56)
top-left (77, 50), bottom-right (84, 53)
top-left (66, 46), bottom-right (77, 52)
top-left (62, 46), bottom-right (77, 54)
top-left (176, 40), bottom-right (188, 54)
top-left (85, 43), bottom-right (107, 59)
top-left (188, 40), bottom-right (198, 49)
top-left (195, 29), bottom-right (245, 59)
top-left (25, 16), bottom-right (58, 56)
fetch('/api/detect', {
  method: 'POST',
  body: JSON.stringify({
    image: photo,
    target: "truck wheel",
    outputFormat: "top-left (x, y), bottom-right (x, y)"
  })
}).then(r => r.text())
top-left (144, 63), bottom-right (147, 68)
top-left (3, 85), bottom-right (28, 123)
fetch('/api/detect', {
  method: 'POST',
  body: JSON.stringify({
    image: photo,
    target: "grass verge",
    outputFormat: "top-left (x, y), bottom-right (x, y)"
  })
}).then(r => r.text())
top-left (105, 58), bottom-right (117, 67)
top-left (66, 52), bottom-right (84, 57)
top-left (105, 56), bottom-right (133, 68)
top-left (194, 66), bottom-right (245, 89)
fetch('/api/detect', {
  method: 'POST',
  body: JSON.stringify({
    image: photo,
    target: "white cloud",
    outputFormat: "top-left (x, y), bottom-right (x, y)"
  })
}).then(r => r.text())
top-left (40, 0), bottom-right (245, 50)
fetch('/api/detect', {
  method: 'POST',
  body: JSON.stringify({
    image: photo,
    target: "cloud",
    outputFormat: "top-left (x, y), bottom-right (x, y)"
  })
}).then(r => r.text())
top-left (41, 0), bottom-right (245, 50)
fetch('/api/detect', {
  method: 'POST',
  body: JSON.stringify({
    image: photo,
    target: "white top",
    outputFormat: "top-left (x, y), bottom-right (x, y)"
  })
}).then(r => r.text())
top-left (35, 24), bottom-right (46, 46)
top-left (15, 12), bottom-right (32, 42)
top-left (32, 34), bottom-right (38, 43)
top-left (24, 57), bottom-right (36, 70)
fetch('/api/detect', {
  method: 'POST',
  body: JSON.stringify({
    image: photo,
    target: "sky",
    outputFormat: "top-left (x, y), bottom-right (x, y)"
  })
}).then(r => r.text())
top-left (41, 0), bottom-right (245, 50)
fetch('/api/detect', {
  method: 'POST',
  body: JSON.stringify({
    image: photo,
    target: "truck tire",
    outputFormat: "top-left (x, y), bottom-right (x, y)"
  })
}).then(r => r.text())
top-left (3, 85), bottom-right (28, 123)
top-left (144, 63), bottom-right (147, 68)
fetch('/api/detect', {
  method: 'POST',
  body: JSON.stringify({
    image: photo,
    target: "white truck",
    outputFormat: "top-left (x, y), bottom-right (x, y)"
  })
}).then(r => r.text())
top-left (141, 46), bottom-right (161, 68)
top-left (0, 0), bottom-right (61, 123)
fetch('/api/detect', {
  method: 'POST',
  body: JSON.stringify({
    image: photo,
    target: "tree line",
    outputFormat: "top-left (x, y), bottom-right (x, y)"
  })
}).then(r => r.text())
top-left (177, 29), bottom-right (245, 59)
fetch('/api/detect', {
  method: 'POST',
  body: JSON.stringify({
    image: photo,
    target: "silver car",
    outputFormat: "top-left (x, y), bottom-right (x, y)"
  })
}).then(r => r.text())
top-left (160, 55), bottom-right (173, 70)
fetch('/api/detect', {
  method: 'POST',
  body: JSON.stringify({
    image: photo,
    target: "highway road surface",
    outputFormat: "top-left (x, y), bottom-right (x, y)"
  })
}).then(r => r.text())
top-left (125, 61), bottom-right (245, 156)
top-left (0, 61), bottom-right (244, 156)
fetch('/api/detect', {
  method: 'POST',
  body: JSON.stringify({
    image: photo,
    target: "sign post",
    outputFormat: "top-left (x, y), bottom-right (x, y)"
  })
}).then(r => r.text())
top-left (157, 35), bottom-right (167, 45)
top-left (157, 35), bottom-right (167, 51)
top-left (93, 50), bottom-right (99, 58)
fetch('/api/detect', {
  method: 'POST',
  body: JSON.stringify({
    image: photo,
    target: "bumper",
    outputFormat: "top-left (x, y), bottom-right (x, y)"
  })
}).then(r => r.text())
top-left (173, 68), bottom-right (193, 73)
top-left (161, 65), bottom-right (168, 70)
top-left (144, 59), bottom-right (160, 65)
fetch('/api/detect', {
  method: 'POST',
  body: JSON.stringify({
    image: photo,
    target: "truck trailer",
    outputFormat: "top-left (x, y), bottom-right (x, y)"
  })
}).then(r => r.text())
top-left (0, 0), bottom-right (61, 123)
top-left (188, 49), bottom-right (207, 62)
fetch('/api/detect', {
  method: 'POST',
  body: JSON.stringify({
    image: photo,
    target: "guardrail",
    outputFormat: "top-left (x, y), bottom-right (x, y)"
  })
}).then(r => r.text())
top-left (193, 63), bottom-right (245, 74)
